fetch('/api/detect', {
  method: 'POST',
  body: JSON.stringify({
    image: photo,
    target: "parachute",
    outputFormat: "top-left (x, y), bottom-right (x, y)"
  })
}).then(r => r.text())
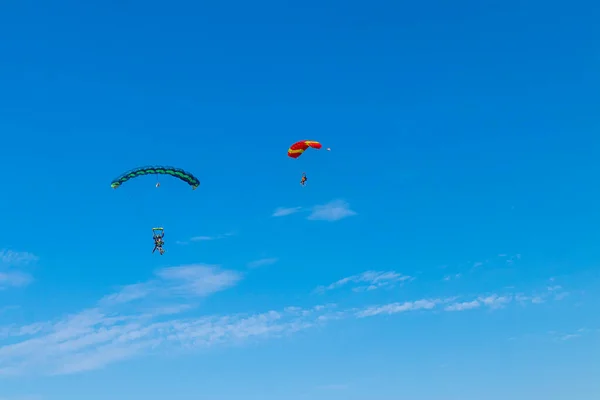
top-left (110, 166), bottom-right (200, 190)
top-left (287, 140), bottom-right (330, 186)
top-left (287, 140), bottom-right (324, 159)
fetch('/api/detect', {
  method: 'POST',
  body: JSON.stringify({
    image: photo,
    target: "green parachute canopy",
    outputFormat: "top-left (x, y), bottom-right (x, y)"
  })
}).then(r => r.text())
top-left (110, 166), bottom-right (200, 190)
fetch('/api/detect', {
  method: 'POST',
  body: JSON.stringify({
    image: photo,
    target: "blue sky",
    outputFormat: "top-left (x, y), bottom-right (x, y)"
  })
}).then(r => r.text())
top-left (1, 0), bottom-right (599, 399)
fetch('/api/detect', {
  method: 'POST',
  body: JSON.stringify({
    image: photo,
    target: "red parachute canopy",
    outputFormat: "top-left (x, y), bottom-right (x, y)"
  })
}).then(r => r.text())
top-left (287, 140), bottom-right (323, 159)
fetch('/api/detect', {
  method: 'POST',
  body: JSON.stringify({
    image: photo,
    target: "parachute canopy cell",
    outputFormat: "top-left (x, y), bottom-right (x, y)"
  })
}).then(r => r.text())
top-left (287, 140), bottom-right (323, 159)
top-left (110, 166), bottom-right (200, 189)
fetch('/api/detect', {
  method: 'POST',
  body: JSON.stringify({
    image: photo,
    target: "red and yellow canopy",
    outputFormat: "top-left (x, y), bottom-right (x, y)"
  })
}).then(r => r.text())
top-left (287, 140), bottom-right (323, 159)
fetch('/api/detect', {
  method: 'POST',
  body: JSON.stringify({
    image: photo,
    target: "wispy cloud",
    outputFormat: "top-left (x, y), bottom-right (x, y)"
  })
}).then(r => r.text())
top-left (315, 271), bottom-right (412, 293)
top-left (271, 200), bottom-right (356, 222)
top-left (548, 328), bottom-right (595, 342)
top-left (514, 284), bottom-right (569, 305)
top-left (0, 300), bottom-right (334, 376)
top-left (0, 251), bottom-right (574, 379)
top-left (247, 258), bottom-right (278, 268)
top-left (515, 294), bottom-right (545, 304)
top-left (445, 283), bottom-right (572, 313)
top-left (478, 294), bottom-right (512, 309)
top-left (0, 250), bottom-right (39, 266)
top-left (176, 232), bottom-right (236, 245)
top-left (497, 253), bottom-right (521, 264)
top-left (272, 206), bottom-right (303, 217)
top-left (546, 285), bottom-right (569, 300)
top-left (444, 300), bottom-right (480, 311)
top-left (0, 272), bottom-right (33, 289)
top-left (558, 333), bottom-right (582, 341)
top-left (100, 264), bottom-right (241, 306)
top-left (445, 294), bottom-right (511, 311)
top-left (307, 200), bottom-right (356, 221)
top-left (0, 281), bottom-right (566, 376)
top-left (0, 250), bottom-right (38, 290)
top-left (356, 299), bottom-right (441, 317)
top-left (443, 273), bottom-right (462, 281)
top-left (460, 254), bottom-right (521, 273)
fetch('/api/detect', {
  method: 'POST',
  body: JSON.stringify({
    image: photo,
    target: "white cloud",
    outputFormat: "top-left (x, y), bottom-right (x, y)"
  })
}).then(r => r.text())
top-left (0, 264), bottom-right (571, 377)
top-left (0, 250), bottom-right (38, 289)
top-left (497, 253), bottom-right (521, 264)
top-left (191, 232), bottom-right (235, 241)
top-left (247, 258), bottom-right (278, 268)
top-left (99, 283), bottom-right (151, 305)
top-left (315, 271), bottom-right (411, 293)
top-left (356, 299), bottom-right (440, 318)
top-left (0, 250), bottom-right (39, 266)
top-left (155, 265), bottom-right (241, 296)
top-left (100, 264), bottom-right (241, 306)
top-left (0, 271), bottom-right (33, 289)
top-left (307, 200), bottom-right (356, 221)
top-left (176, 232), bottom-right (236, 245)
top-left (0, 322), bottom-right (48, 339)
top-left (554, 292), bottom-right (569, 300)
top-left (559, 333), bottom-right (581, 341)
top-left (445, 294), bottom-right (523, 312)
top-left (0, 301), bottom-right (334, 376)
top-left (359, 289), bottom-right (544, 317)
top-left (443, 273), bottom-right (462, 281)
top-left (444, 300), bottom-right (480, 311)
top-left (514, 283), bottom-right (571, 305)
top-left (545, 285), bottom-right (569, 300)
top-left (505, 254), bottom-right (521, 264)
top-left (549, 328), bottom-right (591, 342)
top-left (531, 296), bottom-right (545, 304)
top-left (478, 294), bottom-right (512, 309)
top-left (271, 200), bottom-right (356, 221)
top-left (272, 207), bottom-right (302, 217)
top-left (189, 236), bottom-right (213, 241)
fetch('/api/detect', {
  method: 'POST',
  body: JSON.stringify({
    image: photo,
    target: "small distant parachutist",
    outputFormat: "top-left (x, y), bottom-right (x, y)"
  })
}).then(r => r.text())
top-left (156, 182), bottom-right (160, 188)
top-left (287, 140), bottom-right (329, 186)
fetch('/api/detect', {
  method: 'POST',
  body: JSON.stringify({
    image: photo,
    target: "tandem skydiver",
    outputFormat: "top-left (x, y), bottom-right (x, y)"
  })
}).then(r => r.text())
top-left (152, 228), bottom-right (165, 255)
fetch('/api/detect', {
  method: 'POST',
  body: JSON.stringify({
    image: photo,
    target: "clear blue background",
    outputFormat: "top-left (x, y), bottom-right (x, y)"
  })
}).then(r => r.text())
top-left (0, 0), bottom-right (599, 399)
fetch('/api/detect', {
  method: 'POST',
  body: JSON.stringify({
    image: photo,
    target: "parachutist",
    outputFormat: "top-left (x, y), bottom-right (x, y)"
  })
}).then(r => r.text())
top-left (156, 182), bottom-right (160, 188)
top-left (287, 141), bottom-right (328, 187)
top-left (152, 228), bottom-right (165, 255)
